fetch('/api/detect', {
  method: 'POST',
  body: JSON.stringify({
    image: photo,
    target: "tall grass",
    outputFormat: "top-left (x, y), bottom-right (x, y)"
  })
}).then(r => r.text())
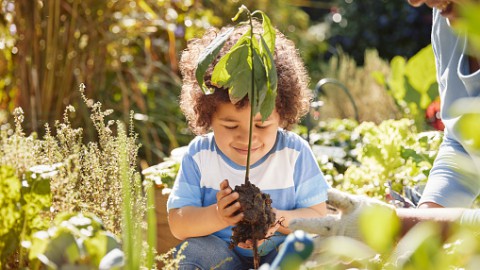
top-left (318, 49), bottom-right (401, 123)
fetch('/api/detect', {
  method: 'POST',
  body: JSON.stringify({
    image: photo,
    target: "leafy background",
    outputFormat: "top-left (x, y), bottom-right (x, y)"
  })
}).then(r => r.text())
top-left (0, 0), bottom-right (433, 167)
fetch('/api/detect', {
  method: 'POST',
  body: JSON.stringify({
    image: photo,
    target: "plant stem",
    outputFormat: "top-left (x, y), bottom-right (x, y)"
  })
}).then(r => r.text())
top-left (245, 10), bottom-right (255, 185)
top-left (119, 123), bottom-right (134, 269)
top-left (253, 238), bottom-right (259, 269)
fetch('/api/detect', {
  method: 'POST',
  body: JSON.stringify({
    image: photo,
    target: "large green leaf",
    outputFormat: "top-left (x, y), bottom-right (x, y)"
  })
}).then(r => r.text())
top-left (388, 56), bottom-right (407, 101)
top-left (248, 35), bottom-right (269, 114)
top-left (253, 10), bottom-right (276, 53)
top-left (211, 10), bottom-right (277, 121)
top-left (405, 45), bottom-right (437, 108)
top-left (258, 36), bottom-right (277, 120)
top-left (39, 229), bottom-right (80, 267)
top-left (455, 3), bottom-right (480, 55)
top-left (251, 47), bottom-right (268, 114)
top-left (195, 27), bottom-right (234, 94)
top-left (451, 98), bottom-right (480, 151)
top-left (359, 204), bottom-right (400, 253)
top-left (212, 42), bottom-right (252, 103)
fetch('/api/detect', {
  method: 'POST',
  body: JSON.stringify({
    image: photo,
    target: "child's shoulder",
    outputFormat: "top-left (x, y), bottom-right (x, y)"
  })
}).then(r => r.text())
top-left (185, 133), bottom-right (215, 155)
top-left (276, 129), bottom-right (310, 151)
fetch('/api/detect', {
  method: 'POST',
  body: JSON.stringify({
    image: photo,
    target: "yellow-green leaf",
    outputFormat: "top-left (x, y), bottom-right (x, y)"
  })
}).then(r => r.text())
top-left (359, 204), bottom-right (400, 253)
top-left (405, 45), bottom-right (436, 94)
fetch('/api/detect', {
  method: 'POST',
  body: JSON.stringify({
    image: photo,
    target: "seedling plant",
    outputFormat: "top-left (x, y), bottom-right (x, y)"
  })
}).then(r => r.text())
top-left (196, 5), bottom-right (278, 269)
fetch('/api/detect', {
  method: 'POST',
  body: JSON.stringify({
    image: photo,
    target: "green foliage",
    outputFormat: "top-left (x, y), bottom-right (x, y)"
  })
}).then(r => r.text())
top-left (310, 213), bottom-right (480, 269)
top-left (454, 2), bottom-right (480, 57)
top-left (143, 159), bottom-right (181, 189)
top-left (196, 6), bottom-right (277, 121)
top-left (327, 0), bottom-right (432, 64)
top-left (457, 113), bottom-right (480, 151)
top-left (341, 119), bottom-right (442, 199)
top-left (0, 0), bottom-right (315, 166)
top-left (118, 122), bottom-right (157, 270)
top-left (306, 118), bottom-right (442, 200)
top-left (0, 86), bottom-right (162, 268)
top-left (196, 6), bottom-right (277, 182)
top-left (28, 212), bottom-right (123, 270)
top-left (449, 99), bottom-right (480, 184)
top-left (359, 205), bottom-right (400, 254)
top-left (0, 166), bottom-right (22, 267)
top-left (0, 0), bottom-right (217, 165)
top-left (0, 165), bottom-right (52, 268)
top-left (373, 45), bottom-right (438, 131)
top-left (318, 49), bottom-right (400, 124)
top-left (308, 118), bottom-right (361, 186)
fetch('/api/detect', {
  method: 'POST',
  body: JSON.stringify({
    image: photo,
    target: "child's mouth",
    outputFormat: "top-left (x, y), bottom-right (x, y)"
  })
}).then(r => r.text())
top-left (234, 146), bottom-right (260, 155)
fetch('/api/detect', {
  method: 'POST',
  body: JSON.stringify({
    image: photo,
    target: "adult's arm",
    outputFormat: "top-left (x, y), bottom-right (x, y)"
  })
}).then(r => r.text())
top-left (290, 189), bottom-right (480, 240)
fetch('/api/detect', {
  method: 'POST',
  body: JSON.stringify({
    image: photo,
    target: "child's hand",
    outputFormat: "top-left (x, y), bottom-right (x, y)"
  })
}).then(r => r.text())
top-left (216, 179), bottom-right (243, 227)
top-left (237, 222), bottom-right (281, 249)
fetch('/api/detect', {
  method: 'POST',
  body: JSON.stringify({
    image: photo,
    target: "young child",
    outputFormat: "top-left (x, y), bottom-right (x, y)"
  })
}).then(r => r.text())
top-left (167, 20), bottom-right (330, 269)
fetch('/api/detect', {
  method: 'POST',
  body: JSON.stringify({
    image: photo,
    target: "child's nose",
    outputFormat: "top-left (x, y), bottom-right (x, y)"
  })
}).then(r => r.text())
top-left (236, 127), bottom-right (256, 142)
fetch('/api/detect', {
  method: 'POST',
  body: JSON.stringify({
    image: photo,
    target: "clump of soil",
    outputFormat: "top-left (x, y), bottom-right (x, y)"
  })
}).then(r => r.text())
top-left (229, 181), bottom-right (276, 268)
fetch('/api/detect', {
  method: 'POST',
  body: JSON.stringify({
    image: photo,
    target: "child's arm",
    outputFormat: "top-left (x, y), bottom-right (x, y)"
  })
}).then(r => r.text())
top-left (168, 179), bottom-right (243, 240)
top-left (274, 202), bottom-right (328, 235)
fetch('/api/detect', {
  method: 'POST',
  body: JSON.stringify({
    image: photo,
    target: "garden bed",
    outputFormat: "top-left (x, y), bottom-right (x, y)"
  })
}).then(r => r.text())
top-left (155, 187), bottom-right (181, 254)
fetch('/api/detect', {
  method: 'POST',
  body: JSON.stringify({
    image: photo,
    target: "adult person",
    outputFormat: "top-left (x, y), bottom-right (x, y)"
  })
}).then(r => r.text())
top-left (290, 0), bottom-right (480, 238)
top-left (411, 0), bottom-right (480, 208)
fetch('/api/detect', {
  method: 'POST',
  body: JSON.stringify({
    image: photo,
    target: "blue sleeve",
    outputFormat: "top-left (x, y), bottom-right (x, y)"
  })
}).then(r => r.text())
top-left (293, 139), bottom-right (330, 208)
top-left (419, 9), bottom-right (480, 208)
top-left (167, 150), bottom-right (203, 212)
top-left (460, 209), bottom-right (480, 225)
top-left (418, 136), bottom-right (480, 207)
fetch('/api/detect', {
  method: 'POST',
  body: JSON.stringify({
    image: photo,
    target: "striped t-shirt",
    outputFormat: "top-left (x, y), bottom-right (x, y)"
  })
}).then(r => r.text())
top-left (167, 129), bottom-right (329, 257)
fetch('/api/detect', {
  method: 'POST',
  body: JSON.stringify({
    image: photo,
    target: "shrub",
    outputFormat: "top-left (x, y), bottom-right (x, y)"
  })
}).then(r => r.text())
top-left (0, 85), bottom-right (159, 268)
top-left (327, 0), bottom-right (432, 64)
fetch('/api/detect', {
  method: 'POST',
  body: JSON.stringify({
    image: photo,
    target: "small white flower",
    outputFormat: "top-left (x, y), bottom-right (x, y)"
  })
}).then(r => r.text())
top-left (21, 240), bottom-right (32, 248)
top-left (69, 214), bottom-right (92, 227)
top-left (40, 170), bottom-right (58, 179)
top-left (34, 231), bottom-right (50, 240)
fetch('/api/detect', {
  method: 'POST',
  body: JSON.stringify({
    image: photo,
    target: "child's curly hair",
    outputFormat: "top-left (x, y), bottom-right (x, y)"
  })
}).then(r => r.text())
top-left (179, 21), bottom-right (312, 135)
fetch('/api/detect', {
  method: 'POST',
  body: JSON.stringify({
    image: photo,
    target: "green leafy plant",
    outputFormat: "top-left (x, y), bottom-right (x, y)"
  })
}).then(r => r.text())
top-left (0, 165), bottom-right (52, 268)
top-left (308, 208), bottom-right (480, 270)
top-left (0, 84), bottom-right (163, 268)
top-left (454, 1), bottom-right (480, 57)
top-left (327, 0), bottom-right (432, 65)
top-left (373, 45), bottom-right (439, 131)
top-left (317, 49), bottom-right (401, 124)
top-left (195, 5), bottom-right (278, 268)
top-left (28, 212), bottom-right (123, 270)
top-left (306, 118), bottom-right (361, 186)
top-left (339, 119), bottom-right (442, 200)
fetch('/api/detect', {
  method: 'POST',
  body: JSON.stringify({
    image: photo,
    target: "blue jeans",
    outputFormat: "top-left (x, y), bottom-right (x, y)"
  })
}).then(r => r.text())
top-left (174, 235), bottom-right (278, 270)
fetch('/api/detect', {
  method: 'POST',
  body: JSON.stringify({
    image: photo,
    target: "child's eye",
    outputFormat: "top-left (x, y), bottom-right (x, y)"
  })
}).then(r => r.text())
top-left (224, 126), bottom-right (238, 130)
top-left (255, 125), bottom-right (268, 129)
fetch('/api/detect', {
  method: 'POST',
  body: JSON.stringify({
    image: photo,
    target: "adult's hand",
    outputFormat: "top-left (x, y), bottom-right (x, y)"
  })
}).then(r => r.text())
top-left (289, 188), bottom-right (395, 240)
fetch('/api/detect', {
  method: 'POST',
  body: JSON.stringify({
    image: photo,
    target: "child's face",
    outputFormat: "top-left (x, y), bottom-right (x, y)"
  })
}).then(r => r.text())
top-left (211, 102), bottom-right (281, 166)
